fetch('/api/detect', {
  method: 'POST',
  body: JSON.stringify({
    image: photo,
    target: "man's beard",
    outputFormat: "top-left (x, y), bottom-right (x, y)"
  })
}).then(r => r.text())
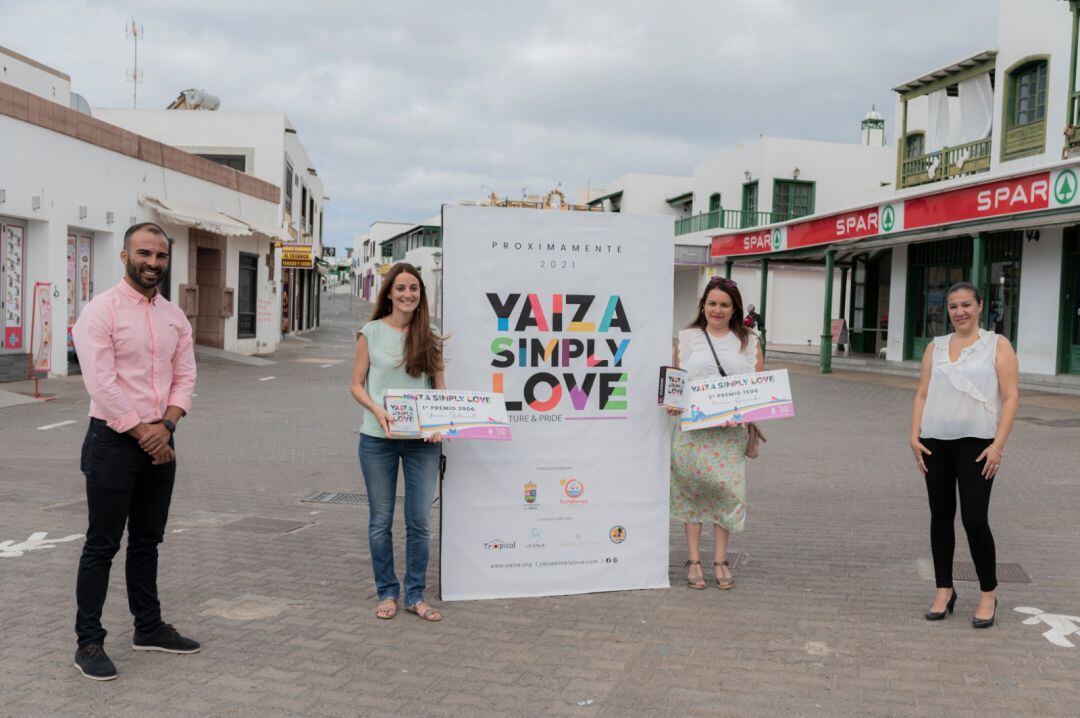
top-left (127, 259), bottom-right (164, 289)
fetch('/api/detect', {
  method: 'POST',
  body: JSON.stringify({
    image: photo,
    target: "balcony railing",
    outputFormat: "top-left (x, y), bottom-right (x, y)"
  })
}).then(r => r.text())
top-left (900, 137), bottom-right (992, 189)
top-left (674, 208), bottom-right (791, 236)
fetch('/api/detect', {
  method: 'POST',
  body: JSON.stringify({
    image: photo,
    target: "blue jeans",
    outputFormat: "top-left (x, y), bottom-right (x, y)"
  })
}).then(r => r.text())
top-left (358, 434), bottom-right (441, 606)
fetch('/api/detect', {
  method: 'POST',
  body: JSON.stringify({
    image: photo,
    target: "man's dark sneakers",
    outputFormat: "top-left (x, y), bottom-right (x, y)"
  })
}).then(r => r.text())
top-left (74, 644), bottom-right (118, 681)
top-left (131, 623), bottom-right (201, 654)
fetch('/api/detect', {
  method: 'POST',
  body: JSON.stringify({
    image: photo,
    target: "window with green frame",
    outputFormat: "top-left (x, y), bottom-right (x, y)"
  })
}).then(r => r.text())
top-left (741, 181), bottom-right (758, 228)
top-left (1003, 58), bottom-right (1049, 159)
top-left (708, 193), bottom-right (721, 212)
top-left (772, 180), bottom-right (814, 221)
top-left (904, 132), bottom-right (925, 159)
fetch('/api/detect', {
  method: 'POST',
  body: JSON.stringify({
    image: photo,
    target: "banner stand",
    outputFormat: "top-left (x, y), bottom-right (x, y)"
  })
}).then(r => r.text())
top-left (27, 282), bottom-right (56, 401)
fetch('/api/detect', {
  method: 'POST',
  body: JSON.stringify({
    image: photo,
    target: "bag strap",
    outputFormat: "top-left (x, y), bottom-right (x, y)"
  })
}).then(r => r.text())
top-left (701, 328), bottom-right (727, 377)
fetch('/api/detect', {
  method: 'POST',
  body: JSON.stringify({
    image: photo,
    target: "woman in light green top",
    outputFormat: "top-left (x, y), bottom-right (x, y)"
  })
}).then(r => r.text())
top-left (350, 263), bottom-right (445, 622)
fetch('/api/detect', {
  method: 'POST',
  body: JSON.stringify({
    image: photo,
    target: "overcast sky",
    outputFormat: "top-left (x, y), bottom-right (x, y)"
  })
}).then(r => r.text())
top-left (9, 0), bottom-right (998, 251)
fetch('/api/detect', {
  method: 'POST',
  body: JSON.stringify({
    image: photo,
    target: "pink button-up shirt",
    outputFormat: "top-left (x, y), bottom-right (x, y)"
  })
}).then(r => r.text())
top-left (72, 279), bottom-right (196, 433)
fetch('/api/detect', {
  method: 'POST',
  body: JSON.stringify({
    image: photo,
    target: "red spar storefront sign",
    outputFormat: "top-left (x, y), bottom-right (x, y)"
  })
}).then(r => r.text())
top-left (710, 227), bottom-right (783, 257)
top-left (904, 172), bottom-right (1051, 229)
top-left (787, 206), bottom-right (879, 249)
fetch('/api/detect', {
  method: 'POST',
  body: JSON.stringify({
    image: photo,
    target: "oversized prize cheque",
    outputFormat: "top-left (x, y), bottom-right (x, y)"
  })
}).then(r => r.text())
top-left (384, 389), bottom-right (511, 440)
top-left (676, 369), bottom-right (795, 431)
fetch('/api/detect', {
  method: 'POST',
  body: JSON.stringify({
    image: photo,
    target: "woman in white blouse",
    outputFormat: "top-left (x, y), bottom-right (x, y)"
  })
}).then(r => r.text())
top-left (910, 281), bottom-right (1019, 628)
top-left (666, 276), bottom-right (763, 590)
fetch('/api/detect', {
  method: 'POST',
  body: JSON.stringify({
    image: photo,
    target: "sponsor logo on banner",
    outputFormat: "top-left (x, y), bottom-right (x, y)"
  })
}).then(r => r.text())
top-left (560, 478), bottom-right (587, 505)
top-left (524, 481), bottom-right (537, 506)
top-left (525, 528), bottom-right (546, 549)
top-left (557, 532), bottom-right (603, 547)
top-left (609, 526), bottom-right (626, 544)
top-left (483, 539), bottom-right (516, 551)
top-left (905, 172), bottom-right (1051, 229)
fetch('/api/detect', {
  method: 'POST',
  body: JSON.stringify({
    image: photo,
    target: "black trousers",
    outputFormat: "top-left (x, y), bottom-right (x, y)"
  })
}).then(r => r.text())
top-left (922, 436), bottom-right (997, 592)
top-left (75, 419), bottom-right (175, 648)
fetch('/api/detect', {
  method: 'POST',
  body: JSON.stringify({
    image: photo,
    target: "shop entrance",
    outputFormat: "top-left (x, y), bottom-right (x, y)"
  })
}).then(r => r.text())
top-left (195, 246), bottom-right (225, 349)
top-left (847, 250), bottom-right (891, 356)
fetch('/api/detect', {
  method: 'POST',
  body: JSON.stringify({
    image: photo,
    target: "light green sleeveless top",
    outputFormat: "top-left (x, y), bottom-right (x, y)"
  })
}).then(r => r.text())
top-left (360, 319), bottom-right (432, 438)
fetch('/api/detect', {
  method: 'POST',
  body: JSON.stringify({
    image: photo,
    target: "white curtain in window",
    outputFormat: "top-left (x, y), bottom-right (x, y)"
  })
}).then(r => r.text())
top-left (926, 89), bottom-right (951, 153)
top-left (959, 74), bottom-right (994, 143)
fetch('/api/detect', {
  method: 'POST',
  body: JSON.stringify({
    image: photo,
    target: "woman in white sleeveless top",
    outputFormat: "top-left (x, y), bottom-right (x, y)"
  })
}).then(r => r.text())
top-left (666, 277), bottom-right (762, 590)
top-left (910, 282), bottom-right (1019, 628)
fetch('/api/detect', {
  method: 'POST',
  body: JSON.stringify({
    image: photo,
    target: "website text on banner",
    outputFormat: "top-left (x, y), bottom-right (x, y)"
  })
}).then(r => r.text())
top-left (440, 205), bottom-right (673, 601)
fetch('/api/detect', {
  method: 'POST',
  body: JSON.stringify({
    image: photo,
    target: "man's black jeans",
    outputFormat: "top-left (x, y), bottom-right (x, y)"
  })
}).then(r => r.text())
top-left (75, 419), bottom-right (175, 648)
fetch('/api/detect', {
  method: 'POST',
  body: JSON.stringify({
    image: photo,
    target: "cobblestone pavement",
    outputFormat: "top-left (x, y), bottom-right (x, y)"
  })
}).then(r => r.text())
top-left (2, 293), bottom-right (1080, 717)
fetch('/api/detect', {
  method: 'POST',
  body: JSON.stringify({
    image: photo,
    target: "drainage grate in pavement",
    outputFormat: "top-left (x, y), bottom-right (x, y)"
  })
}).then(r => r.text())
top-left (1017, 416), bottom-right (1080, 428)
top-left (669, 551), bottom-right (744, 570)
top-left (954, 562), bottom-right (1031, 583)
top-left (300, 491), bottom-right (439, 508)
top-left (221, 517), bottom-right (314, 534)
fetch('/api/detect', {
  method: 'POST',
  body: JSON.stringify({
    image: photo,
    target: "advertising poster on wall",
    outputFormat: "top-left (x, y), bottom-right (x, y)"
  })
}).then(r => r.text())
top-left (31, 282), bottom-right (52, 376)
top-left (440, 205), bottom-right (673, 600)
top-left (3, 224), bottom-right (24, 350)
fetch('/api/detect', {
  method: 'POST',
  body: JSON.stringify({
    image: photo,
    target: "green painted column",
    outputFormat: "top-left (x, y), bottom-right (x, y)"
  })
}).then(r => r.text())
top-left (838, 265), bottom-right (849, 350)
top-left (820, 250), bottom-right (835, 373)
top-left (758, 258), bottom-right (769, 350)
top-left (724, 259), bottom-right (733, 280)
top-left (972, 233), bottom-right (986, 298)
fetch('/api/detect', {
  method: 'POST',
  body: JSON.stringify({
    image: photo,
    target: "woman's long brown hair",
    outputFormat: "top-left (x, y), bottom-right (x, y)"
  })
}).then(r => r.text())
top-left (370, 263), bottom-right (445, 378)
top-left (687, 276), bottom-right (751, 351)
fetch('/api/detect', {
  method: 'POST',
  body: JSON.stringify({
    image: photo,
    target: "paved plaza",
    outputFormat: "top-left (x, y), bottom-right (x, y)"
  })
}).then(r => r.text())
top-left (2, 294), bottom-right (1080, 717)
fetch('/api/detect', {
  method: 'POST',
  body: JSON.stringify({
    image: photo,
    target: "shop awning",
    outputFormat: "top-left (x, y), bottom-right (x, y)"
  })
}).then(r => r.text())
top-left (221, 213), bottom-right (292, 243)
top-left (140, 196), bottom-right (253, 237)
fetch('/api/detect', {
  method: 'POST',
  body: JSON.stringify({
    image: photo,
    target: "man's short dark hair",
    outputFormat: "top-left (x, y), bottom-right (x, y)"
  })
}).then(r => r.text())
top-left (123, 222), bottom-right (168, 251)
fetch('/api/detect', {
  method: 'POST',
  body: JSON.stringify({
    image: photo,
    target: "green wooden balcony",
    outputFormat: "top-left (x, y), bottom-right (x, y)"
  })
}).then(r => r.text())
top-left (900, 137), bottom-right (992, 189)
top-left (674, 208), bottom-right (789, 236)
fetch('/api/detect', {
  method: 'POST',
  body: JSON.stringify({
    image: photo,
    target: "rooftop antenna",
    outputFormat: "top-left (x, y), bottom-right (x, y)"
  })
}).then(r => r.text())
top-left (125, 18), bottom-right (144, 109)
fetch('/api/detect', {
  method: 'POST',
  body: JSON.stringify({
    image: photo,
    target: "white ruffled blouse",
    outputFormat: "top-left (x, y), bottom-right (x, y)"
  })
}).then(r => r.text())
top-left (678, 327), bottom-right (758, 382)
top-left (921, 329), bottom-right (1001, 440)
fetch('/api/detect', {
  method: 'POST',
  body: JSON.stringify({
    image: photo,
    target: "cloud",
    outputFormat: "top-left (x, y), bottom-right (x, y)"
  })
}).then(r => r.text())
top-left (6, 0), bottom-right (997, 249)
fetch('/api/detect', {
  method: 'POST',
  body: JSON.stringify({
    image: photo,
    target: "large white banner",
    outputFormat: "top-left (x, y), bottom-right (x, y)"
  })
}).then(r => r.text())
top-left (440, 205), bottom-right (673, 600)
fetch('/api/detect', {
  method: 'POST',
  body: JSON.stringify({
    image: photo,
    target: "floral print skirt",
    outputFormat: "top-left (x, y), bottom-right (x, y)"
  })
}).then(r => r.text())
top-left (670, 424), bottom-right (747, 531)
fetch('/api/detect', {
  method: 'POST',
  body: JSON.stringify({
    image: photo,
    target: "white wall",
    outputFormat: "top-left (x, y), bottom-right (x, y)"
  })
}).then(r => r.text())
top-left (0, 48), bottom-right (71, 107)
top-left (1015, 226), bottom-right (1064, 374)
top-left (0, 113), bottom-right (281, 371)
top-left (599, 174), bottom-right (692, 216)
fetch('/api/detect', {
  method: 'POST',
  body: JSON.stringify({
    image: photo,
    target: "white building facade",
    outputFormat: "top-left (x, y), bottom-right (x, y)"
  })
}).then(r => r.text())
top-left (0, 47), bottom-right (284, 381)
top-left (92, 106), bottom-right (326, 337)
top-left (705, 0), bottom-right (1080, 384)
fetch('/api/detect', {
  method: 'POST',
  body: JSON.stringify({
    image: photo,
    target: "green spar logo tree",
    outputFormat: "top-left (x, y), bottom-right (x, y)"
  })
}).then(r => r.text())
top-left (1055, 170), bottom-right (1078, 205)
top-left (881, 205), bottom-right (896, 232)
top-left (771, 229), bottom-right (782, 251)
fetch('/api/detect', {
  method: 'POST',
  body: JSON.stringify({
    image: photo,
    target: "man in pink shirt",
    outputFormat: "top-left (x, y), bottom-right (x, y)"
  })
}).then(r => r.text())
top-left (71, 222), bottom-right (199, 681)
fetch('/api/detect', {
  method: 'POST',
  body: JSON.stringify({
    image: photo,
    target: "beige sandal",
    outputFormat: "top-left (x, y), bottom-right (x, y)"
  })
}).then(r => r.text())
top-left (714, 561), bottom-right (734, 590)
top-left (685, 560), bottom-right (707, 590)
top-left (375, 598), bottom-right (398, 620)
top-left (405, 601), bottom-right (443, 622)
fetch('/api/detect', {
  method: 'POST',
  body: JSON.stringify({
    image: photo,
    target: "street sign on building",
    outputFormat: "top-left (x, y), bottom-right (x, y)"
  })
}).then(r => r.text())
top-left (323, 246), bottom-right (336, 258)
top-left (281, 243), bottom-right (315, 269)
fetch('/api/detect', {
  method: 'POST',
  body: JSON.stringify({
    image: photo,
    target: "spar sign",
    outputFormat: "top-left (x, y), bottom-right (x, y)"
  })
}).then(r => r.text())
top-left (710, 226), bottom-right (786, 258)
top-left (787, 206), bottom-right (881, 249)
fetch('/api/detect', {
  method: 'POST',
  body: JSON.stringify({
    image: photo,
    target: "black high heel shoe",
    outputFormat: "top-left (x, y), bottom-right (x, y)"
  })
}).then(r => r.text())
top-left (925, 589), bottom-right (958, 621)
top-left (972, 598), bottom-right (997, 629)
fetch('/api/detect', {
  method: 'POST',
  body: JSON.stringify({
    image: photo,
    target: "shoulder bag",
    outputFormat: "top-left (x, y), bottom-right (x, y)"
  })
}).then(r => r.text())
top-left (701, 329), bottom-right (767, 459)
